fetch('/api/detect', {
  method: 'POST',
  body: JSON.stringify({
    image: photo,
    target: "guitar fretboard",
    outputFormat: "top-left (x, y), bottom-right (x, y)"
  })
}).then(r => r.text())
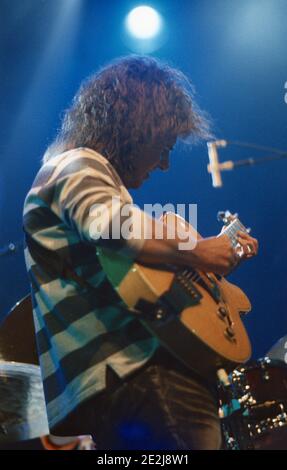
top-left (222, 219), bottom-right (247, 248)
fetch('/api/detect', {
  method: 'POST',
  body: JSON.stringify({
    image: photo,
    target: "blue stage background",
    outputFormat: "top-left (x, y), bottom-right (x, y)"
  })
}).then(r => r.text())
top-left (1, 0), bottom-right (286, 359)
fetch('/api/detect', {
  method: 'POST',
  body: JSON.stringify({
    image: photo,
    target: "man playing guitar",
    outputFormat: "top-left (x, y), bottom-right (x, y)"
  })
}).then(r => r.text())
top-left (23, 55), bottom-right (258, 450)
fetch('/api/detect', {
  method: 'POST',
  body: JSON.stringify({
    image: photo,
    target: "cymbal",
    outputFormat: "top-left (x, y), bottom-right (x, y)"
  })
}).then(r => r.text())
top-left (266, 335), bottom-right (287, 364)
top-left (0, 361), bottom-right (49, 442)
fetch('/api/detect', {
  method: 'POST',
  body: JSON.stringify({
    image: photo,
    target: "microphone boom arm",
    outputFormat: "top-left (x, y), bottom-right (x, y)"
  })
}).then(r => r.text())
top-left (207, 140), bottom-right (287, 188)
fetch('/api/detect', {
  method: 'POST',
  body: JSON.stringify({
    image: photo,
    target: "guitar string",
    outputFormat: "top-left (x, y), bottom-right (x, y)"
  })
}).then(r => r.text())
top-left (179, 219), bottom-right (247, 294)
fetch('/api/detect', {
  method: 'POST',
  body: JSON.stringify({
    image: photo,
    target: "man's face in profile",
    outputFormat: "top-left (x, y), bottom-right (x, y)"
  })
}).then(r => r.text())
top-left (124, 140), bottom-right (176, 189)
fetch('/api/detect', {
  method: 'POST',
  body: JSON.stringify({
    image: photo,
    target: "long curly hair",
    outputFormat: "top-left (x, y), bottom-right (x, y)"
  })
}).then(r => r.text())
top-left (44, 55), bottom-right (210, 174)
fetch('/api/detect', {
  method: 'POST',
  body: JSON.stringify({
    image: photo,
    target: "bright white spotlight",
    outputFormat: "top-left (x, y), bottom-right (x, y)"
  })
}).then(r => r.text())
top-left (125, 6), bottom-right (162, 39)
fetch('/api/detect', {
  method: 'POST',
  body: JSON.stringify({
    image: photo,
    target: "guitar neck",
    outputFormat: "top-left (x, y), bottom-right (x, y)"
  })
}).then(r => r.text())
top-left (221, 219), bottom-right (247, 248)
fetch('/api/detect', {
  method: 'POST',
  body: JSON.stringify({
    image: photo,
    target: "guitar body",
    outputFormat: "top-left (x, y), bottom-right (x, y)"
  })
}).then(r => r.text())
top-left (98, 212), bottom-right (252, 383)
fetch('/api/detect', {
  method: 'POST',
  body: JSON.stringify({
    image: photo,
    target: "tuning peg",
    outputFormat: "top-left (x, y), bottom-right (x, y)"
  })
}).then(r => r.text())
top-left (217, 210), bottom-right (235, 224)
top-left (217, 211), bottom-right (226, 222)
top-left (246, 227), bottom-right (251, 234)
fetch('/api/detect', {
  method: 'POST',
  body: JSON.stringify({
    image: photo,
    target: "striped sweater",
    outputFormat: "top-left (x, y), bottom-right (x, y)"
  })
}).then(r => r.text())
top-left (23, 147), bottom-right (158, 429)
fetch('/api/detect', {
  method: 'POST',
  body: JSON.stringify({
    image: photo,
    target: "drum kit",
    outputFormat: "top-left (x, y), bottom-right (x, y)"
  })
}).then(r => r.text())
top-left (0, 295), bottom-right (49, 444)
top-left (218, 357), bottom-right (287, 449)
top-left (0, 295), bottom-right (286, 449)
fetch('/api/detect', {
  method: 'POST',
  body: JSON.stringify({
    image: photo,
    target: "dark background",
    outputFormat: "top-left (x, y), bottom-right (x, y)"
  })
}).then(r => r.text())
top-left (1, 0), bottom-right (287, 360)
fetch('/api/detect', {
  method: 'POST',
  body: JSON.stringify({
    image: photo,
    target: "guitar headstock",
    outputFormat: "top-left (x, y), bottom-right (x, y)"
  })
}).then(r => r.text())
top-left (217, 210), bottom-right (237, 225)
top-left (217, 210), bottom-right (251, 232)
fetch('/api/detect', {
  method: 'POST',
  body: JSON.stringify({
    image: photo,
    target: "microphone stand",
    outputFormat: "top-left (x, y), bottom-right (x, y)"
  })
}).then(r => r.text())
top-left (207, 140), bottom-right (287, 186)
top-left (0, 240), bottom-right (24, 258)
top-left (222, 151), bottom-right (287, 170)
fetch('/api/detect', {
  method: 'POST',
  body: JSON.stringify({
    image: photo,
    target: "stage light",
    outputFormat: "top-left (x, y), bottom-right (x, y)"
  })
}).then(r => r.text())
top-left (125, 6), bottom-right (162, 40)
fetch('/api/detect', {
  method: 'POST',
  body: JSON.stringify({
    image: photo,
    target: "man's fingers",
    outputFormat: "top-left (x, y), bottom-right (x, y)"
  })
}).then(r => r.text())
top-left (236, 239), bottom-right (258, 257)
top-left (236, 232), bottom-right (258, 256)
